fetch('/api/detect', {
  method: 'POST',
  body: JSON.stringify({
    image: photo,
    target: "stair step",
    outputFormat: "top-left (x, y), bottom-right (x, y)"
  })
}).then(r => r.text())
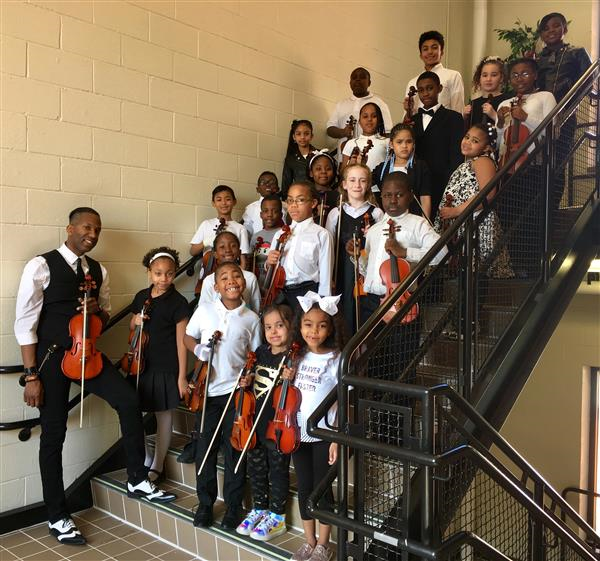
top-left (92, 471), bottom-right (314, 561)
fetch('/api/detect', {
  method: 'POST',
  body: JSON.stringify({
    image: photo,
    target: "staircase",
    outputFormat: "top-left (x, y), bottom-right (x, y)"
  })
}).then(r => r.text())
top-left (307, 62), bottom-right (600, 561)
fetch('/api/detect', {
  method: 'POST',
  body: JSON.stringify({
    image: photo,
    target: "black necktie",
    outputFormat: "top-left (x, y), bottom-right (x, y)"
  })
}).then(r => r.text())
top-left (419, 107), bottom-right (435, 117)
top-left (76, 257), bottom-right (85, 283)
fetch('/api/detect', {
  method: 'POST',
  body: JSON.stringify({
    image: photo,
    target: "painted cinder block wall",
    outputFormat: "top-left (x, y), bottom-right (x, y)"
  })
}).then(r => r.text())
top-left (0, 0), bottom-right (595, 512)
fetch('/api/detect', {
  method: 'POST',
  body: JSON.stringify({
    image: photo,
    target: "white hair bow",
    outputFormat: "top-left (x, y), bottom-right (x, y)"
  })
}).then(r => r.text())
top-left (297, 291), bottom-right (341, 316)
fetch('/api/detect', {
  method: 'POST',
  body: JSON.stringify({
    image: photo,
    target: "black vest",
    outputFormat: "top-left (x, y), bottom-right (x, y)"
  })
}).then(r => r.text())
top-left (37, 250), bottom-right (103, 348)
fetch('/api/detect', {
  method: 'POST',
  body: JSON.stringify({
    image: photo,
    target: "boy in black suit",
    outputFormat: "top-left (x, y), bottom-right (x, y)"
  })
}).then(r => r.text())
top-left (412, 71), bottom-right (463, 217)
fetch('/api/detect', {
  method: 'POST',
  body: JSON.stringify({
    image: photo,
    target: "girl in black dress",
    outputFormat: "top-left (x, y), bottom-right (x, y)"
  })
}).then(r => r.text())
top-left (281, 120), bottom-right (317, 199)
top-left (128, 246), bottom-right (189, 482)
top-left (463, 56), bottom-right (510, 129)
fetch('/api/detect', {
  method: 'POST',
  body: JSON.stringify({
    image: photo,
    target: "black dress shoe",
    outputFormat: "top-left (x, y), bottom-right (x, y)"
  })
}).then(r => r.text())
top-left (193, 506), bottom-right (213, 528)
top-left (221, 507), bottom-right (242, 530)
top-left (177, 440), bottom-right (196, 464)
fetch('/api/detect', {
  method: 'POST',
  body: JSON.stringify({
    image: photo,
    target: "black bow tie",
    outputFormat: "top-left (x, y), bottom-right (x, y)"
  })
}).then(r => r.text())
top-left (419, 108), bottom-right (435, 117)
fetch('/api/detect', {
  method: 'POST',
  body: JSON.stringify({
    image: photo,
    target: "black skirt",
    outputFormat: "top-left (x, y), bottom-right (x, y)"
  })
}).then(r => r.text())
top-left (129, 369), bottom-right (180, 412)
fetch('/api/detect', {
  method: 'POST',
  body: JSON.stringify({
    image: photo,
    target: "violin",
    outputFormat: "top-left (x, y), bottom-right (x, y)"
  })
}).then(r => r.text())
top-left (339, 115), bottom-right (357, 155)
top-left (404, 86), bottom-right (418, 125)
top-left (251, 236), bottom-right (264, 278)
top-left (500, 94), bottom-right (528, 173)
top-left (261, 225), bottom-right (292, 309)
top-left (230, 352), bottom-right (258, 452)
top-left (184, 330), bottom-right (222, 413)
top-left (350, 139), bottom-right (374, 167)
top-left (482, 93), bottom-right (494, 124)
top-left (353, 214), bottom-right (371, 299)
top-left (266, 342), bottom-right (302, 454)
top-left (442, 193), bottom-right (455, 232)
top-left (194, 218), bottom-right (227, 296)
top-left (62, 274), bottom-right (103, 381)
top-left (379, 219), bottom-right (419, 324)
top-left (120, 297), bottom-right (150, 376)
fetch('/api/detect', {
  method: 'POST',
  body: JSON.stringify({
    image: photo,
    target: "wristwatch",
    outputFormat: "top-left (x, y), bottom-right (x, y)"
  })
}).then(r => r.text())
top-left (19, 366), bottom-right (39, 387)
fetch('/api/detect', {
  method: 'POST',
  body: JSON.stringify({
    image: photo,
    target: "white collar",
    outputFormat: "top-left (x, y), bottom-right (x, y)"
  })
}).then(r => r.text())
top-left (383, 210), bottom-right (410, 222)
top-left (215, 298), bottom-right (246, 316)
top-left (426, 62), bottom-right (444, 72)
top-left (58, 243), bottom-right (84, 266)
top-left (343, 201), bottom-right (371, 215)
top-left (350, 92), bottom-right (373, 101)
top-left (291, 217), bottom-right (315, 231)
top-left (424, 103), bottom-right (441, 114)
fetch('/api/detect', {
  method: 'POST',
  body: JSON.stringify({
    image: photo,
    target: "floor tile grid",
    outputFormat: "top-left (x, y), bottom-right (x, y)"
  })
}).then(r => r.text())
top-left (0, 509), bottom-right (184, 561)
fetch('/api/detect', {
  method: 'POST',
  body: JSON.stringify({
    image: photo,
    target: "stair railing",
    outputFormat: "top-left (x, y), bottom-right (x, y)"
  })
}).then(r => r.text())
top-left (0, 255), bottom-right (200, 439)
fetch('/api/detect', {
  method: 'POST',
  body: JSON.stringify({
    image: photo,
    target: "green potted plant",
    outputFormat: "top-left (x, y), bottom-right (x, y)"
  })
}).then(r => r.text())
top-left (495, 19), bottom-right (540, 62)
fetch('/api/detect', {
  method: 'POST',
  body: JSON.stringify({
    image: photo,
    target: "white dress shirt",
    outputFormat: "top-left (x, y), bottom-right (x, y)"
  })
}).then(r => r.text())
top-left (270, 217), bottom-right (333, 296)
top-left (199, 269), bottom-right (261, 314)
top-left (325, 202), bottom-right (384, 237)
top-left (496, 91), bottom-right (557, 154)
top-left (419, 103), bottom-right (441, 131)
top-left (190, 218), bottom-right (250, 254)
top-left (14, 244), bottom-right (111, 346)
top-left (327, 93), bottom-right (394, 162)
top-left (405, 63), bottom-right (465, 113)
top-left (241, 198), bottom-right (263, 238)
top-left (186, 299), bottom-right (262, 397)
top-left (362, 211), bottom-right (447, 296)
top-left (341, 134), bottom-right (390, 171)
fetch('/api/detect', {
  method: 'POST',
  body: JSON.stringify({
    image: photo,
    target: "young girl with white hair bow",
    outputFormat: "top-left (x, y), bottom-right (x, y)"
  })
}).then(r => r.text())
top-left (285, 291), bottom-right (345, 561)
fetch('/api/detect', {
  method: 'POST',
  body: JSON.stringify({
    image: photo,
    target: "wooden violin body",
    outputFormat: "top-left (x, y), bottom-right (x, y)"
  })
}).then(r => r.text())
top-left (230, 352), bottom-right (258, 452)
top-left (379, 219), bottom-right (419, 324)
top-left (62, 274), bottom-right (103, 380)
top-left (353, 214), bottom-right (371, 298)
top-left (265, 343), bottom-right (302, 454)
top-left (339, 115), bottom-right (357, 155)
top-left (194, 218), bottom-right (227, 296)
top-left (184, 331), bottom-right (222, 412)
top-left (404, 86), bottom-right (418, 125)
top-left (500, 94), bottom-right (528, 173)
top-left (120, 298), bottom-right (150, 376)
top-left (261, 225), bottom-right (291, 309)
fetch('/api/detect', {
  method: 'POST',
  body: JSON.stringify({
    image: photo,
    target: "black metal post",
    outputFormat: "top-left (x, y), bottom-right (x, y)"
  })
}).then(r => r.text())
top-left (542, 121), bottom-right (554, 284)
top-left (462, 218), bottom-right (474, 400)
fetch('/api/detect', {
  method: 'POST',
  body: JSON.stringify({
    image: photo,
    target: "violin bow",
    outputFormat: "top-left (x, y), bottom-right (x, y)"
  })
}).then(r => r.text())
top-left (135, 302), bottom-right (147, 391)
top-left (332, 196), bottom-right (343, 287)
top-left (199, 335), bottom-right (218, 434)
top-left (197, 358), bottom-right (253, 477)
top-left (412, 195), bottom-right (435, 228)
top-left (79, 281), bottom-right (89, 429)
top-left (234, 352), bottom-right (288, 474)
top-left (352, 230), bottom-right (361, 330)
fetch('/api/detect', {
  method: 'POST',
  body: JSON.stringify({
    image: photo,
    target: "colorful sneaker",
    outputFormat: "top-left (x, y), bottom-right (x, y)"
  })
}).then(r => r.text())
top-left (250, 511), bottom-right (286, 541)
top-left (235, 508), bottom-right (267, 536)
top-left (309, 544), bottom-right (332, 561)
top-left (291, 542), bottom-right (314, 561)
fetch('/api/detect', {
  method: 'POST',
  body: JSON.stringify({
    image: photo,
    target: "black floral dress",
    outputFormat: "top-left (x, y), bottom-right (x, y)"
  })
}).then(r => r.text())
top-left (434, 156), bottom-right (514, 278)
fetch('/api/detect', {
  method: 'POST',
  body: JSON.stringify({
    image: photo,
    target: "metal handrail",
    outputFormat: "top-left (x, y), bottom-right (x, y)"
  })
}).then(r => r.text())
top-left (0, 254), bottom-right (200, 436)
top-left (338, 60), bottom-right (600, 383)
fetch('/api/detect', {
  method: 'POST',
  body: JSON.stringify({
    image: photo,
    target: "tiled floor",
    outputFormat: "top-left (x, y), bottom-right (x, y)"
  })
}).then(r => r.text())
top-left (0, 508), bottom-right (197, 561)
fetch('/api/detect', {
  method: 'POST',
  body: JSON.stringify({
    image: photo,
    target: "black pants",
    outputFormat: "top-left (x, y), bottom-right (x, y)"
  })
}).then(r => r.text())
top-left (247, 433), bottom-right (290, 514)
top-left (194, 393), bottom-right (246, 509)
top-left (37, 345), bottom-right (146, 523)
top-left (292, 441), bottom-right (334, 521)
top-left (360, 294), bottom-right (421, 386)
top-left (280, 281), bottom-right (319, 316)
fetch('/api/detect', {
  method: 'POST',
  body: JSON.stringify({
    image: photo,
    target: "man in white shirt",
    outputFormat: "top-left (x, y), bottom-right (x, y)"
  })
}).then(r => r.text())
top-left (404, 31), bottom-right (465, 115)
top-left (327, 67), bottom-right (393, 162)
top-left (14, 207), bottom-right (175, 545)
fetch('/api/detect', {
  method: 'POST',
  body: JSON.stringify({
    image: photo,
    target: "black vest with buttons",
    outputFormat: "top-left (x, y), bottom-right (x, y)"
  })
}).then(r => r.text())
top-left (37, 249), bottom-right (103, 349)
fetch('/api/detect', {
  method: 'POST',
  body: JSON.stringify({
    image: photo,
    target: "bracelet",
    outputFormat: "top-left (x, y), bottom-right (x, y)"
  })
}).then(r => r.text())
top-left (19, 370), bottom-right (40, 387)
top-left (25, 375), bottom-right (40, 383)
top-left (24, 366), bottom-right (38, 375)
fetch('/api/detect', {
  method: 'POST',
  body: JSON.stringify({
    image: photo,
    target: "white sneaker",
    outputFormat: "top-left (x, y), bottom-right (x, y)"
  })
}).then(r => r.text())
top-left (235, 508), bottom-right (266, 536)
top-left (48, 517), bottom-right (86, 545)
top-left (127, 478), bottom-right (177, 503)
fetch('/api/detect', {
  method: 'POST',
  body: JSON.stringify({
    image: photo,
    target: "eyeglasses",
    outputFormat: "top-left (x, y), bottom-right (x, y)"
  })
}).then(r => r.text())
top-left (511, 71), bottom-right (532, 80)
top-left (258, 178), bottom-right (277, 186)
top-left (286, 197), bottom-right (311, 206)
